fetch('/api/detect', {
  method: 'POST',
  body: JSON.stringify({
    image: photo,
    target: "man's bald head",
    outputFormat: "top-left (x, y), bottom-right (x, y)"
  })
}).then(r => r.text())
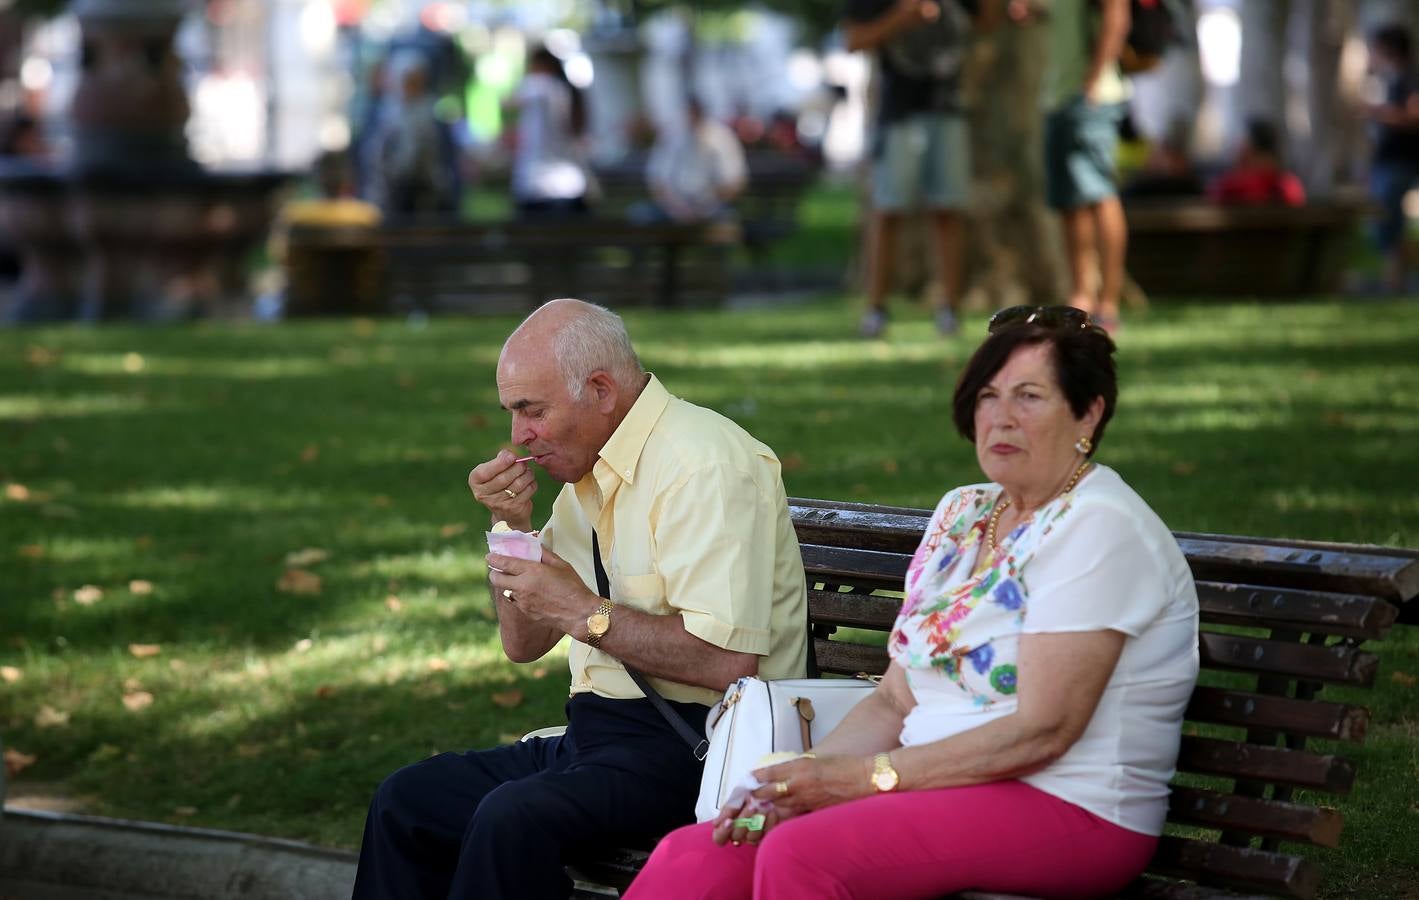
top-left (502, 299), bottom-right (644, 401)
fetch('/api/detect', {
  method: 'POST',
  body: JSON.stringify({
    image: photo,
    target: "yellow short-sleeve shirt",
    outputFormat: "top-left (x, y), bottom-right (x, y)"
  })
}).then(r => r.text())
top-left (539, 375), bottom-right (808, 707)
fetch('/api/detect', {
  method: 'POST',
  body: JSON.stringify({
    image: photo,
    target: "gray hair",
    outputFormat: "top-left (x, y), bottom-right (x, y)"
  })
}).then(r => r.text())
top-left (550, 302), bottom-right (644, 400)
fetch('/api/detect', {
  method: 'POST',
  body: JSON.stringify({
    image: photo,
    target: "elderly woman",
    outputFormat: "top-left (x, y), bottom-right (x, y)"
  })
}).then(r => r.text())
top-left (624, 306), bottom-right (1199, 899)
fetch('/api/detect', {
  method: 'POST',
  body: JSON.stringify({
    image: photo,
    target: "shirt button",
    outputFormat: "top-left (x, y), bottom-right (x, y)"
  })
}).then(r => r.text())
top-left (624, 469), bottom-right (632, 478)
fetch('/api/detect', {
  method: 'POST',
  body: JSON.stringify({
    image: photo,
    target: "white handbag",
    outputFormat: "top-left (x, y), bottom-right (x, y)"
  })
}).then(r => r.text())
top-left (694, 675), bottom-right (876, 822)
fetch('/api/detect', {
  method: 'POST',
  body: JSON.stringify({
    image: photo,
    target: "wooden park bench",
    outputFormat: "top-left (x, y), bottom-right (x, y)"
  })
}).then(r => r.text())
top-left (569, 497), bottom-right (1418, 899)
top-left (1124, 198), bottom-right (1370, 298)
top-left (592, 150), bottom-right (820, 268)
top-left (283, 217), bottom-right (740, 317)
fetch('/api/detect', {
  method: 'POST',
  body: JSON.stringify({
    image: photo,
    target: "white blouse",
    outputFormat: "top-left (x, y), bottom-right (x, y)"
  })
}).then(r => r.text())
top-left (888, 465), bottom-right (1199, 835)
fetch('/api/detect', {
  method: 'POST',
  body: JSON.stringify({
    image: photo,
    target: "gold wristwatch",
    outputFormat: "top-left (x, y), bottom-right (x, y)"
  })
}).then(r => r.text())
top-left (871, 752), bottom-right (900, 792)
top-left (586, 600), bottom-right (613, 647)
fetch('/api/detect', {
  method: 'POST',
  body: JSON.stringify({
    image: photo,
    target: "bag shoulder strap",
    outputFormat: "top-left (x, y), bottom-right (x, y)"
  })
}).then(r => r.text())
top-left (592, 531), bottom-right (709, 761)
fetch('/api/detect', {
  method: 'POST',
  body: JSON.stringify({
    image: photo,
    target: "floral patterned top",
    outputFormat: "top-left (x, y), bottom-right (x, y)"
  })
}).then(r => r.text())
top-left (887, 465), bottom-right (1200, 835)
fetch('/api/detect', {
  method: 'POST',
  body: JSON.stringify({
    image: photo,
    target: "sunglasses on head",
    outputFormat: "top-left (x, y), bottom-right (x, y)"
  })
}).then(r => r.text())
top-left (987, 305), bottom-right (1096, 334)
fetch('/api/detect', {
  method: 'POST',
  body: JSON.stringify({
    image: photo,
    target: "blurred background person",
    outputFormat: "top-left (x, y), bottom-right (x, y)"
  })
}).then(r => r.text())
top-left (844, 0), bottom-right (988, 339)
top-left (368, 52), bottom-right (460, 218)
top-left (1208, 118), bottom-right (1305, 207)
top-left (1364, 22), bottom-right (1419, 294)
top-left (506, 44), bottom-right (590, 218)
top-left (1042, 0), bottom-right (1131, 335)
top-left (636, 96), bottom-right (747, 224)
top-left (1122, 118), bottom-right (1203, 199)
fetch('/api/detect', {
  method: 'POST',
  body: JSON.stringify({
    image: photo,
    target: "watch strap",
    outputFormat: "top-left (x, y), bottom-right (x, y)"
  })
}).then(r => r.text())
top-left (591, 531), bottom-right (709, 761)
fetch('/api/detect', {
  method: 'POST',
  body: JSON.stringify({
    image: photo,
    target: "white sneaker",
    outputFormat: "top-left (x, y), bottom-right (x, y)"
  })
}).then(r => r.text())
top-left (934, 307), bottom-right (959, 336)
top-left (859, 308), bottom-right (888, 339)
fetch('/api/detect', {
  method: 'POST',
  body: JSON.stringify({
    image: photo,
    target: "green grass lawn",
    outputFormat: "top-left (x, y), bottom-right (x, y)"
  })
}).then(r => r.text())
top-left (2, 298), bottom-right (1417, 896)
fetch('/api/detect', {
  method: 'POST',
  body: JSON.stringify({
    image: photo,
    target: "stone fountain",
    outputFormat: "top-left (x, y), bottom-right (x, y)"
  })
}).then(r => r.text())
top-left (0, 0), bottom-right (289, 322)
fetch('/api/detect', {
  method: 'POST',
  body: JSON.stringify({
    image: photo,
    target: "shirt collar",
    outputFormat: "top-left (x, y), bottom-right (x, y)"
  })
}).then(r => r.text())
top-left (594, 373), bottom-right (670, 487)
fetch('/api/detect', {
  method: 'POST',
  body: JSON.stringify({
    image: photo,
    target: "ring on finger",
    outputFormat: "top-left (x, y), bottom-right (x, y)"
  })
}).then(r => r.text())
top-left (774, 780), bottom-right (790, 796)
top-left (504, 488), bottom-right (518, 498)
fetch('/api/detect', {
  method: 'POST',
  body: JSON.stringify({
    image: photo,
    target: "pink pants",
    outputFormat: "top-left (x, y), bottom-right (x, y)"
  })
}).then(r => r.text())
top-left (623, 781), bottom-right (1157, 900)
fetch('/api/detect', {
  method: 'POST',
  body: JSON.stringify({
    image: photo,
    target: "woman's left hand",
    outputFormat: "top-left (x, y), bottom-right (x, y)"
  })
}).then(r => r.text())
top-left (749, 755), bottom-right (874, 817)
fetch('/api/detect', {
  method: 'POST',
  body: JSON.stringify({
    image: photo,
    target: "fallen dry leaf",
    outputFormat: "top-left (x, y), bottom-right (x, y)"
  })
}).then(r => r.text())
top-left (881, 458), bottom-right (899, 474)
top-left (1392, 671), bottom-right (1417, 688)
top-left (173, 806), bottom-right (197, 817)
top-left (168, 659), bottom-right (187, 672)
top-left (466, 413), bottom-right (488, 429)
top-left (372, 494), bottom-right (391, 507)
top-left (25, 345), bottom-right (56, 367)
top-left (34, 705), bottom-right (70, 729)
top-left (235, 743), bottom-right (263, 758)
top-left (781, 453), bottom-right (804, 472)
top-left (284, 547), bottom-right (330, 567)
top-left (384, 595), bottom-right (403, 612)
top-left (300, 443), bottom-right (320, 463)
top-left (531, 667), bottom-right (548, 680)
top-left (440, 522), bottom-right (468, 538)
top-left (128, 579), bottom-right (154, 595)
top-left (135, 535), bottom-right (153, 549)
top-left (427, 658), bottom-right (451, 673)
top-left (19, 544), bottom-right (44, 559)
top-left (0, 665), bottom-right (21, 683)
top-left (123, 677), bottom-right (144, 692)
top-left (277, 569), bottom-right (323, 595)
top-left (128, 643), bottom-right (162, 659)
top-left (490, 690), bottom-right (524, 709)
top-left (396, 373), bottom-right (416, 389)
top-left (314, 685), bottom-right (335, 699)
top-left (5, 483), bottom-right (31, 502)
top-left (4, 747), bottom-right (37, 778)
top-left (294, 638), bottom-right (313, 653)
top-left (122, 691), bottom-right (154, 712)
top-left (1172, 462), bottom-right (1198, 476)
top-left (73, 585), bottom-right (104, 606)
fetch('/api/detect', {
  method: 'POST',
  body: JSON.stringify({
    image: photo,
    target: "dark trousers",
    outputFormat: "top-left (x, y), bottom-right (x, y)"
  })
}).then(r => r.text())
top-left (353, 692), bottom-right (710, 900)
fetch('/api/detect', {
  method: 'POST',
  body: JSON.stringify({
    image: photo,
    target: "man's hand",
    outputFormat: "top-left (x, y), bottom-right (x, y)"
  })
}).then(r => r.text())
top-left (486, 546), bottom-right (596, 636)
top-left (748, 755), bottom-right (875, 817)
top-left (468, 450), bottom-right (538, 530)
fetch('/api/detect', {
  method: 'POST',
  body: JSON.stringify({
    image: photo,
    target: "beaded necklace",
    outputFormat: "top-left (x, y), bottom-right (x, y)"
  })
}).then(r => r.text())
top-left (985, 460), bottom-right (1092, 554)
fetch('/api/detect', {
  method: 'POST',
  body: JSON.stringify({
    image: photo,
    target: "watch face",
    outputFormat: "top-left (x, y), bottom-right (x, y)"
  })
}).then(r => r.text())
top-left (587, 612), bottom-right (610, 636)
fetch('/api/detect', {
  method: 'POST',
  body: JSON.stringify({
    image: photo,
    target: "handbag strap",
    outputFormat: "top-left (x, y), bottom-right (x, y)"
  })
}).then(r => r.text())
top-left (592, 531), bottom-right (709, 761)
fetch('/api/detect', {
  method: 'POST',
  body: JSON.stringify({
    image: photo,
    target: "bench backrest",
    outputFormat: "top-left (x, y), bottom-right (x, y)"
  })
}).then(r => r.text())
top-left (789, 498), bottom-right (1416, 900)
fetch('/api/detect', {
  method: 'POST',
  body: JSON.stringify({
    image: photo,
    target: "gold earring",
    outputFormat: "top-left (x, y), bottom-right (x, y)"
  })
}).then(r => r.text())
top-left (1074, 436), bottom-right (1093, 455)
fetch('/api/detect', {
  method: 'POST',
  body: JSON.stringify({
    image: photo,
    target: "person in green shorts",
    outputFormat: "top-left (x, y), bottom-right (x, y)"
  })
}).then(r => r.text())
top-left (1041, 0), bottom-right (1130, 333)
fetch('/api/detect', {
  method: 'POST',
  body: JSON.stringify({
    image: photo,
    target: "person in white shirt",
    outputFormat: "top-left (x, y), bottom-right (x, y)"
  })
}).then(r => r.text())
top-left (640, 98), bottom-right (747, 223)
top-left (626, 304), bottom-right (1199, 900)
top-left (507, 46), bottom-right (589, 216)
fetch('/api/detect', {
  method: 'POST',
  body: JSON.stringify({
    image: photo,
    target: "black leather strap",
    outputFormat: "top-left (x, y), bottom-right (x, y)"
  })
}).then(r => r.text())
top-left (592, 531), bottom-right (709, 761)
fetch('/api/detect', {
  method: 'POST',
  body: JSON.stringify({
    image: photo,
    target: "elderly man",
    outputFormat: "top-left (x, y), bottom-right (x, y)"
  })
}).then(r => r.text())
top-left (353, 299), bottom-right (808, 899)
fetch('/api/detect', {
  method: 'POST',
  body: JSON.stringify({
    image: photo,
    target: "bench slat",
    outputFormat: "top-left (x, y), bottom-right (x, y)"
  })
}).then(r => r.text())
top-left (1196, 583), bottom-right (1398, 640)
top-left (1167, 787), bottom-right (1343, 848)
top-left (1184, 687), bottom-right (1369, 743)
top-left (800, 543), bottom-right (911, 585)
top-left (1198, 633), bottom-right (1378, 686)
top-left (1176, 736), bottom-right (1356, 794)
top-left (808, 589), bottom-right (901, 630)
top-left (1148, 835), bottom-right (1321, 899)
top-left (815, 639), bottom-right (889, 677)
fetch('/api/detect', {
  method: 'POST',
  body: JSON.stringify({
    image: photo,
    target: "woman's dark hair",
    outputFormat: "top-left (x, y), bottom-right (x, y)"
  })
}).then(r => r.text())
top-left (530, 45), bottom-right (587, 138)
top-left (951, 322), bottom-right (1118, 453)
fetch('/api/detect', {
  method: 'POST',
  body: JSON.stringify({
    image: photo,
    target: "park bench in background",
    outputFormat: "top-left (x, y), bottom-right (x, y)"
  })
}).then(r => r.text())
top-left (284, 217), bottom-right (739, 316)
top-left (1124, 199), bottom-right (1370, 298)
top-left (569, 497), bottom-right (1418, 899)
top-left (592, 150), bottom-right (820, 271)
